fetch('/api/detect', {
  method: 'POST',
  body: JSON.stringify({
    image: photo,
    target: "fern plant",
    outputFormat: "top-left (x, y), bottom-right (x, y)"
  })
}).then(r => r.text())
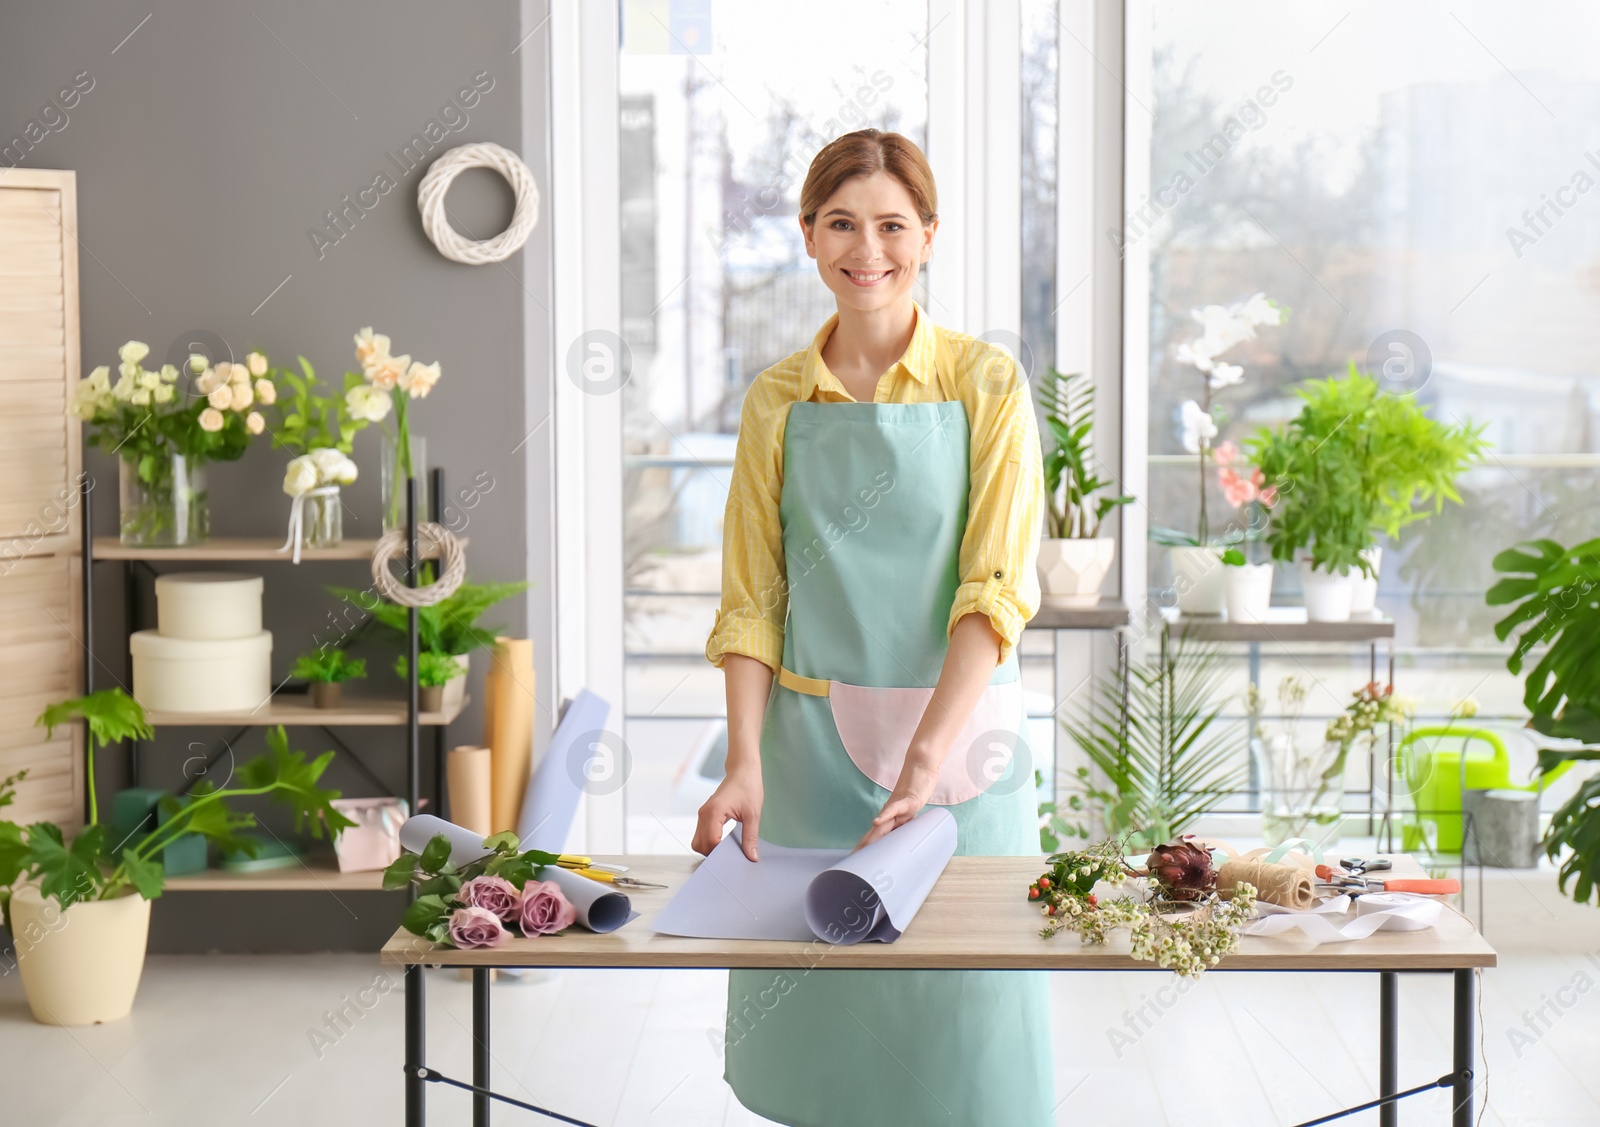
top-left (1037, 367), bottom-right (1133, 539)
top-left (329, 579), bottom-right (528, 658)
top-left (1058, 624), bottom-right (1245, 851)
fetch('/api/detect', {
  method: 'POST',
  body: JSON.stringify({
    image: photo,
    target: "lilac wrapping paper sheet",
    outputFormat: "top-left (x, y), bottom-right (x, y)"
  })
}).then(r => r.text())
top-left (650, 806), bottom-right (957, 944)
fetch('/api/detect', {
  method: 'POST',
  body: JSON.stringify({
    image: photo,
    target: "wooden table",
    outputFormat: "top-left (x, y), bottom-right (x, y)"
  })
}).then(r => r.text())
top-left (382, 852), bottom-right (1494, 1126)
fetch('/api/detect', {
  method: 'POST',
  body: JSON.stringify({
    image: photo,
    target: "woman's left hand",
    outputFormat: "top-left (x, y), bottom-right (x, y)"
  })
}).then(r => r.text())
top-left (855, 758), bottom-right (942, 850)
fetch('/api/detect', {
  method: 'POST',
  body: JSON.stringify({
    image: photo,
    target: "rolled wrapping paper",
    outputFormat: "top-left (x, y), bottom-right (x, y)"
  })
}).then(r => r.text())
top-left (517, 690), bottom-right (610, 851)
top-left (1241, 891), bottom-right (1444, 945)
top-left (446, 746), bottom-right (493, 837)
top-left (1218, 857), bottom-right (1316, 910)
top-left (396, 814), bottom-right (636, 934)
top-left (485, 637), bottom-right (536, 834)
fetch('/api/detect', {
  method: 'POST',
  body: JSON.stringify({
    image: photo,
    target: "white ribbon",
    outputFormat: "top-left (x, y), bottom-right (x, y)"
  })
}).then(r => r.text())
top-left (1242, 892), bottom-right (1443, 945)
top-left (279, 485), bottom-right (341, 564)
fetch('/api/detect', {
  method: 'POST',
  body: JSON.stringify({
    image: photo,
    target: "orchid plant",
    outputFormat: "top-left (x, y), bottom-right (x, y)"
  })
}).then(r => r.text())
top-left (1154, 294), bottom-right (1286, 548)
top-left (349, 327), bottom-right (442, 529)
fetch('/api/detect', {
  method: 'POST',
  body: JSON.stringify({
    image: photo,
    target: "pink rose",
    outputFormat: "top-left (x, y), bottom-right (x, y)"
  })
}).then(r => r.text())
top-left (446, 906), bottom-right (507, 950)
top-left (517, 879), bottom-right (577, 936)
top-left (458, 875), bottom-right (520, 922)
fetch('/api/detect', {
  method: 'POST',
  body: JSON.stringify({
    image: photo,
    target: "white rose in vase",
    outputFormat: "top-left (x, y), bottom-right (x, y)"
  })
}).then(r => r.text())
top-left (283, 455), bottom-right (319, 496)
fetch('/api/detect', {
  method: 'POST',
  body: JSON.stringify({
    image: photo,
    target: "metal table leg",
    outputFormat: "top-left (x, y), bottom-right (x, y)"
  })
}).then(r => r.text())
top-left (406, 965), bottom-right (426, 1126)
top-left (1453, 969), bottom-right (1475, 1126)
top-left (474, 968), bottom-right (491, 1127)
top-left (1379, 971), bottom-right (1397, 1127)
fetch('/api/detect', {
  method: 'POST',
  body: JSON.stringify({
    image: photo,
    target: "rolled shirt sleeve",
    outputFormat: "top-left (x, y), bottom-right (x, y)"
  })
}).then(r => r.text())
top-left (947, 344), bottom-right (1044, 665)
top-left (705, 375), bottom-right (789, 672)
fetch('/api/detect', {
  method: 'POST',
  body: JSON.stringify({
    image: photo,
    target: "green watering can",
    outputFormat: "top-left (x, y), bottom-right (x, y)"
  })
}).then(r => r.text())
top-left (1397, 726), bottom-right (1575, 852)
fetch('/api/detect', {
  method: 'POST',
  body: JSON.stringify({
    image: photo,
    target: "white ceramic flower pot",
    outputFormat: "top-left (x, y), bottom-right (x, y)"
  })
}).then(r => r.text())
top-left (9, 885), bottom-right (151, 1026)
top-left (1347, 546), bottom-right (1383, 616)
top-left (1224, 562), bottom-right (1274, 623)
top-left (1037, 538), bottom-right (1116, 608)
top-left (1299, 560), bottom-right (1353, 623)
top-left (1171, 546), bottom-right (1226, 615)
top-left (441, 653), bottom-right (470, 711)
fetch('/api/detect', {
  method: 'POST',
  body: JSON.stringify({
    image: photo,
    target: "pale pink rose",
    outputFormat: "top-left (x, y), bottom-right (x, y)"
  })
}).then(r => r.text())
top-left (198, 407), bottom-right (225, 432)
top-left (229, 381), bottom-right (253, 411)
top-left (245, 410), bottom-right (265, 435)
top-left (447, 905), bottom-right (508, 950)
top-left (517, 879), bottom-right (577, 936)
top-left (364, 352), bottom-right (409, 391)
top-left (458, 874), bottom-right (520, 923)
top-left (254, 378), bottom-right (277, 405)
top-left (246, 351), bottom-right (268, 376)
top-left (207, 386), bottom-right (233, 410)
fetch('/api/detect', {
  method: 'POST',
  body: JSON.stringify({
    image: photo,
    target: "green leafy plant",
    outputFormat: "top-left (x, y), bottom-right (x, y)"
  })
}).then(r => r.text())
top-left (36, 689), bottom-right (153, 827)
top-left (269, 356), bottom-right (373, 456)
top-left (1059, 624), bottom-right (1245, 851)
top-left (1037, 367), bottom-right (1134, 538)
top-left (1249, 365), bottom-right (1485, 575)
top-left (1536, 748), bottom-right (1600, 906)
top-left (292, 648), bottom-right (367, 685)
top-left (384, 830), bottom-right (562, 945)
top-left (1487, 539), bottom-right (1600, 906)
top-left (1487, 538), bottom-right (1600, 743)
top-left (331, 580), bottom-right (529, 658)
top-left (3, 710), bottom-right (354, 914)
top-left (395, 651), bottom-right (468, 688)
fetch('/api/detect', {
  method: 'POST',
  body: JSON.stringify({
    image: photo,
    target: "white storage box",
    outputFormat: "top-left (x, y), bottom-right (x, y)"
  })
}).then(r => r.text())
top-left (130, 629), bottom-right (272, 713)
top-left (154, 572), bottom-right (263, 640)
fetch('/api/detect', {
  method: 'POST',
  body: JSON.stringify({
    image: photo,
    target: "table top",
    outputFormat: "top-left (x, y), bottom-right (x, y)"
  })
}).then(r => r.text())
top-left (1164, 606), bottom-right (1396, 643)
top-left (380, 852), bottom-right (1496, 972)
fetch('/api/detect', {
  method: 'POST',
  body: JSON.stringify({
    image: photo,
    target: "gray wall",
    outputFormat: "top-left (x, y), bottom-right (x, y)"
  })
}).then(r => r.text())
top-left (1, 0), bottom-right (546, 950)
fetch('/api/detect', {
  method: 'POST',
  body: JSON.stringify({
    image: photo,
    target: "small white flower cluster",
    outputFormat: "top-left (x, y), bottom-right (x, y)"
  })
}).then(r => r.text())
top-left (189, 351), bottom-right (275, 435)
top-left (284, 448), bottom-right (357, 497)
top-left (70, 340), bottom-right (181, 418)
top-left (1176, 292), bottom-right (1283, 453)
top-left (348, 327), bottom-right (440, 420)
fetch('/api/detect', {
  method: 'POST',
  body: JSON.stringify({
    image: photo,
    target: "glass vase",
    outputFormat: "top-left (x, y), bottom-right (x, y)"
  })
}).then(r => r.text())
top-left (1255, 733), bottom-right (1348, 849)
top-left (119, 453), bottom-right (209, 547)
top-left (381, 433), bottom-right (427, 532)
top-left (301, 486), bottom-right (343, 550)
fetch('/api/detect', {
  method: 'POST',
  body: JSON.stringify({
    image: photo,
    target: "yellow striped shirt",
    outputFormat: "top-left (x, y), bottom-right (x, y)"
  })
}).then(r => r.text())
top-left (705, 300), bottom-right (1044, 673)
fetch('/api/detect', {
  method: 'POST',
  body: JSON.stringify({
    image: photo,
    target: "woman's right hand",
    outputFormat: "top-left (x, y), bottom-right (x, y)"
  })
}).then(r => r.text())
top-left (693, 764), bottom-right (763, 861)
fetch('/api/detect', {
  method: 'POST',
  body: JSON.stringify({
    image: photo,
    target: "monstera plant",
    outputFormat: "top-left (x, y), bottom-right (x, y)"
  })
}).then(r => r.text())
top-left (1487, 537), bottom-right (1600, 905)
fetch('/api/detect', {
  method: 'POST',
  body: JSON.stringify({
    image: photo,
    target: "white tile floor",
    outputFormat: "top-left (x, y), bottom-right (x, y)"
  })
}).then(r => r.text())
top-left (2, 938), bottom-right (1598, 1126)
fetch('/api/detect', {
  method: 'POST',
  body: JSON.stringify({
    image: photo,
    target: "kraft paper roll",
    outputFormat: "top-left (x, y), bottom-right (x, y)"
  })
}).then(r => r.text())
top-left (1219, 857), bottom-right (1317, 910)
top-left (446, 746), bottom-right (493, 838)
top-left (485, 636), bottom-right (535, 834)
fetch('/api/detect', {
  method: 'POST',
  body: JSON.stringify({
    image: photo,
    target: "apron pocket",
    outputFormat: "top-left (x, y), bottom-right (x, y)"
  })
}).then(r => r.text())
top-left (828, 679), bottom-right (1024, 805)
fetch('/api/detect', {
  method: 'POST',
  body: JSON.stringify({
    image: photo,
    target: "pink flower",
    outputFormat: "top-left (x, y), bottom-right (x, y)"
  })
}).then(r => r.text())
top-left (517, 879), bottom-right (577, 936)
top-left (1218, 466), bottom-right (1256, 508)
top-left (458, 874), bottom-right (520, 923)
top-left (1211, 440), bottom-right (1240, 468)
top-left (446, 906), bottom-right (507, 949)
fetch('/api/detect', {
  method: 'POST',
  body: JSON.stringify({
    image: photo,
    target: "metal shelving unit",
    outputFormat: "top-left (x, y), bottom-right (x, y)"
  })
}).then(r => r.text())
top-left (79, 469), bottom-right (451, 892)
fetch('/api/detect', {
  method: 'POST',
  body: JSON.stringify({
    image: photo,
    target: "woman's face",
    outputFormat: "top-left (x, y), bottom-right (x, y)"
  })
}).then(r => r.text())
top-left (801, 170), bottom-right (936, 314)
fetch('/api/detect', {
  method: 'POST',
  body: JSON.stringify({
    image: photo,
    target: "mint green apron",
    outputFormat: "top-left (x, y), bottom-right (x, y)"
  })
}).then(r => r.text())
top-left (723, 330), bottom-right (1056, 1126)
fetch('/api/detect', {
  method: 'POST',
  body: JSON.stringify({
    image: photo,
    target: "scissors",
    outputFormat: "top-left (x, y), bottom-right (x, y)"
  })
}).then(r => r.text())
top-left (556, 854), bottom-right (628, 874)
top-left (566, 867), bottom-right (668, 890)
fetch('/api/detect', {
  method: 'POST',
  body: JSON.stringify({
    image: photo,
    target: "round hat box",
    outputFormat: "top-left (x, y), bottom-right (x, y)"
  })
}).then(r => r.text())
top-left (130, 630), bottom-right (272, 713)
top-left (154, 572), bottom-right (264, 640)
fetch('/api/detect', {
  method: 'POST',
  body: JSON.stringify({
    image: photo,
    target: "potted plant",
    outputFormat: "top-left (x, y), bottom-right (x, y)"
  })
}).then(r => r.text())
top-left (1251, 366), bottom-right (1484, 622)
top-left (332, 579), bottom-right (528, 712)
top-left (69, 343), bottom-right (272, 546)
top-left (292, 647), bottom-right (367, 709)
top-left (1150, 293), bottom-right (1286, 614)
top-left (395, 652), bottom-right (467, 713)
top-left (1058, 623), bottom-right (1245, 851)
top-left (1212, 441), bottom-right (1278, 622)
top-left (1035, 367), bottom-right (1133, 607)
top-left (270, 357), bottom-right (380, 552)
top-left (2, 692), bottom-right (352, 1025)
top-left (1487, 537), bottom-right (1600, 905)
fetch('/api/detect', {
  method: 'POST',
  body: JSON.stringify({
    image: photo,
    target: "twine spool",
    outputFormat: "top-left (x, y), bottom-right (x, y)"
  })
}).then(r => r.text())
top-left (1219, 858), bottom-right (1316, 910)
top-left (369, 523), bottom-right (466, 607)
top-left (416, 142), bottom-right (540, 264)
